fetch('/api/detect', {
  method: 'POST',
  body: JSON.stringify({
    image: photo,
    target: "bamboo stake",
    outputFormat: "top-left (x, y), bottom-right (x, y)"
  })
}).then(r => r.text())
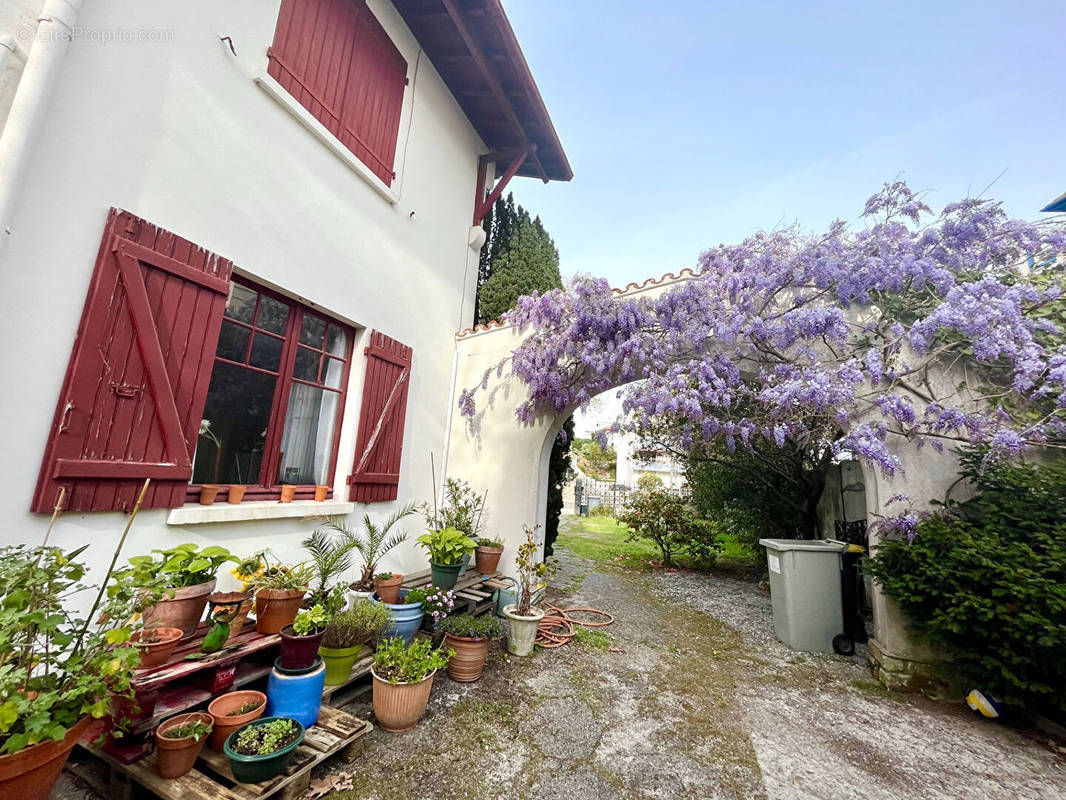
top-left (40, 487), bottom-right (67, 548)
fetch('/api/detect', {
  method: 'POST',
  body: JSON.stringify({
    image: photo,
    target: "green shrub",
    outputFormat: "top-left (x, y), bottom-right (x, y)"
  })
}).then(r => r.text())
top-left (438, 613), bottom-right (504, 640)
top-left (616, 489), bottom-right (721, 567)
top-left (372, 638), bottom-right (452, 684)
top-left (588, 504), bottom-right (615, 518)
top-left (868, 450), bottom-right (1066, 712)
top-left (321, 600), bottom-right (391, 649)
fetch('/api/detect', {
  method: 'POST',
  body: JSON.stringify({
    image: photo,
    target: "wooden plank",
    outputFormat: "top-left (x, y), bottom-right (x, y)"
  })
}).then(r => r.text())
top-left (132, 630), bottom-right (280, 693)
top-left (455, 591), bottom-right (481, 602)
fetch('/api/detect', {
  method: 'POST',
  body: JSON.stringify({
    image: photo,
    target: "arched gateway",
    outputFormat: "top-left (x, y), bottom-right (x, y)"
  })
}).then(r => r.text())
top-left (443, 270), bottom-right (961, 686)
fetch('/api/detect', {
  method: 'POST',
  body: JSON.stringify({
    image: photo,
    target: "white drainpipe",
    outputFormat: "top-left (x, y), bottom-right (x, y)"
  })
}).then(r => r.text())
top-left (0, 33), bottom-right (16, 74)
top-left (0, 0), bottom-right (84, 253)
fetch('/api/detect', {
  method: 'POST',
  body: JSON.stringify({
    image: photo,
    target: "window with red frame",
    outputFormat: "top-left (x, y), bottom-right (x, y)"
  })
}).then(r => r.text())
top-left (267, 0), bottom-right (408, 186)
top-left (191, 281), bottom-right (354, 500)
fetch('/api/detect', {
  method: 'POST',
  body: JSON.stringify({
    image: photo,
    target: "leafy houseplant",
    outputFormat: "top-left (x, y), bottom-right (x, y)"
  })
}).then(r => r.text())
top-left (121, 543), bottom-right (235, 638)
top-left (154, 712), bottom-right (213, 779)
top-left (415, 527), bottom-right (476, 590)
top-left (224, 717), bottom-right (305, 784)
top-left (318, 600), bottom-right (392, 685)
top-left (370, 638), bottom-right (452, 732)
top-left (317, 504), bottom-right (418, 595)
top-left (279, 604), bottom-right (330, 671)
top-left (502, 526), bottom-right (557, 656)
top-left (439, 614), bottom-right (504, 682)
top-left (424, 479), bottom-right (486, 576)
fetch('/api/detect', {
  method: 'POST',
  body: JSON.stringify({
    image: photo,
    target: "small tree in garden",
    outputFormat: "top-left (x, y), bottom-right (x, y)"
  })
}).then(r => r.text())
top-left (460, 182), bottom-right (1066, 486)
top-left (616, 488), bottom-right (720, 567)
top-left (635, 472), bottom-right (664, 491)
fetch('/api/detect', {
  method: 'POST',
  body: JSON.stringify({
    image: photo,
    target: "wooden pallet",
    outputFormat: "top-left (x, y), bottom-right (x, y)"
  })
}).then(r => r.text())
top-left (401, 567), bottom-right (509, 616)
top-left (70, 706), bottom-right (372, 800)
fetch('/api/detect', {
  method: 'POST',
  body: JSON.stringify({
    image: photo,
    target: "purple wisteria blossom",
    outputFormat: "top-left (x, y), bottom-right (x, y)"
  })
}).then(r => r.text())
top-left (462, 182), bottom-right (1066, 477)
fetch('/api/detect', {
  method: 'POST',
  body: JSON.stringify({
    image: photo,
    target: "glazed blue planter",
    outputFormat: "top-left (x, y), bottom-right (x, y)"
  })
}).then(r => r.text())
top-left (374, 590), bottom-right (424, 645)
top-left (265, 657), bottom-right (325, 729)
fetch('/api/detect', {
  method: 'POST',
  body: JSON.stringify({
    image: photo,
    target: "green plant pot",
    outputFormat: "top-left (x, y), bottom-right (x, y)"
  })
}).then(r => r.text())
top-left (224, 717), bottom-right (305, 783)
top-left (429, 561), bottom-right (462, 591)
top-left (318, 644), bottom-right (363, 686)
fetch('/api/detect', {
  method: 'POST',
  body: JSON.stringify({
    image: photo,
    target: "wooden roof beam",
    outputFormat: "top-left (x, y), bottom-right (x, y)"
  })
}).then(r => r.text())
top-left (440, 0), bottom-right (550, 183)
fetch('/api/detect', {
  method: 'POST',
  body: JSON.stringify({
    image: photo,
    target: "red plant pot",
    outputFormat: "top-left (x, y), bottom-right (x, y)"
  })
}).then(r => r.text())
top-left (279, 627), bottom-right (327, 671)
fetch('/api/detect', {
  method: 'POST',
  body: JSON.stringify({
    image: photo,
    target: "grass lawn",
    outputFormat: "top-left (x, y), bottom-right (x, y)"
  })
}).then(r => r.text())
top-left (555, 514), bottom-right (763, 575)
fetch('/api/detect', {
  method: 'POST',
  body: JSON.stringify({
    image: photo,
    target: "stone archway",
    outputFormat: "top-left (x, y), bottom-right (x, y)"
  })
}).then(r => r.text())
top-left (443, 272), bottom-right (960, 683)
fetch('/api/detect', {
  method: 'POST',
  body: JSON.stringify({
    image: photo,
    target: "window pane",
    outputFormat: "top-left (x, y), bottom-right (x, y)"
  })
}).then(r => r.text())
top-left (278, 384), bottom-right (339, 485)
top-left (193, 362), bottom-right (277, 485)
top-left (257, 295), bottom-right (290, 334)
top-left (293, 347), bottom-right (319, 381)
top-left (322, 357), bottom-right (345, 390)
top-left (217, 321), bottom-right (250, 362)
top-left (326, 325), bottom-right (346, 356)
top-left (300, 314), bottom-right (326, 347)
top-left (225, 284), bottom-right (256, 324)
top-left (249, 333), bottom-right (283, 372)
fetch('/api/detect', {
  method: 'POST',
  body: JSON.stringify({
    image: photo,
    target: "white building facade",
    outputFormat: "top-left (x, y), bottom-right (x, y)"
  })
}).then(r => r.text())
top-left (0, 0), bottom-right (569, 594)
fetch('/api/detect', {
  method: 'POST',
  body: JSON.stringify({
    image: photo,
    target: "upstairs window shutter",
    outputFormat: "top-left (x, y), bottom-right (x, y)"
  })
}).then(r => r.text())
top-left (348, 331), bottom-right (412, 502)
top-left (268, 0), bottom-right (408, 186)
top-left (32, 209), bottom-right (232, 513)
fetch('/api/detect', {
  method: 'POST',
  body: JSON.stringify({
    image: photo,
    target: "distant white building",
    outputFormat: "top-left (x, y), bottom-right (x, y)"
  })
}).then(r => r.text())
top-left (613, 431), bottom-right (686, 491)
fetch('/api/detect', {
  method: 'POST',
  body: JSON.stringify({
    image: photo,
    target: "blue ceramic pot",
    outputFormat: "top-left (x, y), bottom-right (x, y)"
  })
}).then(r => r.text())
top-left (374, 590), bottom-right (424, 645)
top-left (265, 657), bottom-right (325, 729)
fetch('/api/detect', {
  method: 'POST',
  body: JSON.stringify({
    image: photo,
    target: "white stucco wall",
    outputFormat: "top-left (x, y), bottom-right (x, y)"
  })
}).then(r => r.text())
top-left (0, 1), bottom-right (487, 598)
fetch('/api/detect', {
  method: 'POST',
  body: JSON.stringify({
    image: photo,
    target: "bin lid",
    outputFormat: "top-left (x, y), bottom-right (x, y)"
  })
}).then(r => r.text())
top-left (758, 538), bottom-right (848, 552)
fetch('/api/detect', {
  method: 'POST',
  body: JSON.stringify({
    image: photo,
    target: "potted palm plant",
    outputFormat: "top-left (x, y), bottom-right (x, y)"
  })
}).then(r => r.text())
top-left (415, 527), bottom-right (476, 591)
top-left (154, 712), bottom-right (212, 779)
top-left (370, 638), bottom-right (452, 732)
top-left (301, 530), bottom-right (356, 613)
top-left (279, 604), bottom-right (330, 671)
top-left (121, 543), bottom-right (235, 637)
top-left (318, 599), bottom-right (392, 685)
top-left (439, 613), bottom-right (503, 682)
top-left (316, 505), bottom-right (417, 605)
top-left (502, 526), bottom-right (557, 657)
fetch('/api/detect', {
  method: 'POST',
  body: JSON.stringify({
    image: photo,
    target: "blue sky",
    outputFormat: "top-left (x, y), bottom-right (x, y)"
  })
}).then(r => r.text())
top-left (501, 0), bottom-right (1065, 288)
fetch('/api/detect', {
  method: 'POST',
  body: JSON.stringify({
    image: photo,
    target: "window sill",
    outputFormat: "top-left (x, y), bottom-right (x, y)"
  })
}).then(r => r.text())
top-left (254, 71), bottom-right (399, 206)
top-left (166, 499), bottom-right (355, 525)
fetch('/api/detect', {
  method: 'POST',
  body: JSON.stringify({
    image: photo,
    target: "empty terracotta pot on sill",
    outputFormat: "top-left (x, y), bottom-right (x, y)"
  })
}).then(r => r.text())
top-left (314, 485), bottom-right (329, 501)
top-left (279, 485), bottom-right (297, 503)
top-left (227, 485), bottom-right (246, 504)
top-left (199, 485), bottom-right (220, 505)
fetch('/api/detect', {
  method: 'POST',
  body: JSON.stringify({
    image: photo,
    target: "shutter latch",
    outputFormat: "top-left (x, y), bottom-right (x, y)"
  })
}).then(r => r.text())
top-left (111, 382), bottom-right (143, 398)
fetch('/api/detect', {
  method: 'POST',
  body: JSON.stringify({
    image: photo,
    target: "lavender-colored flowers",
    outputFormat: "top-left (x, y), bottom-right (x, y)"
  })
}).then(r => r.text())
top-left (462, 182), bottom-right (1066, 479)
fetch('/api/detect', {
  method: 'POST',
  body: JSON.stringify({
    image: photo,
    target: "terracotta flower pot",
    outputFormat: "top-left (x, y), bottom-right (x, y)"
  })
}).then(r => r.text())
top-left (199, 485), bottom-right (220, 505)
top-left (279, 626), bottom-right (327, 671)
top-left (279, 485), bottom-right (297, 503)
top-left (255, 589), bottom-right (305, 634)
top-left (474, 545), bottom-right (504, 574)
top-left (502, 604), bottom-right (545, 657)
top-left (131, 627), bottom-right (184, 669)
top-left (374, 573), bottom-right (403, 604)
top-left (227, 485), bottom-right (246, 504)
top-left (0, 715), bottom-right (90, 800)
top-left (314, 485), bottom-right (329, 501)
top-left (444, 633), bottom-right (492, 682)
top-left (207, 691), bottom-right (266, 751)
top-left (371, 668), bottom-right (436, 732)
top-left (155, 712), bottom-right (212, 779)
top-left (142, 579), bottom-right (217, 639)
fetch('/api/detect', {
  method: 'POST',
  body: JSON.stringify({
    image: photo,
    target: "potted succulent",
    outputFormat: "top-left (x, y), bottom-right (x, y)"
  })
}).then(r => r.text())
top-left (315, 504), bottom-right (417, 605)
top-left (120, 543), bottom-right (235, 638)
top-left (279, 604), bottom-right (330, 671)
top-left (439, 613), bottom-right (504, 682)
top-left (415, 527), bottom-right (476, 591)
top-left (0, 534), bottom-right (148, 800)
top-left (319, 600), bottom-right (392, 685)
top-left (154, 712), bottom-right (212, 779)
top-left (474, 536), bottom-right (505, 574)
top-left (129, 626), bottom-right (184, 669)
top-left (373, 571), bottom-right (403, 604)
top-left (224, 717), bottom-right (304, 783)
top-left (502, 526), bottom-right (557, 657)
top-left (370, 638), bottom-right (452, 732)
top-left (423, 479), bottom-right (486, 576)
top-left (206, 691), bottom-right (266, 751)
top-left (249, 554), bottom-right (312, 635)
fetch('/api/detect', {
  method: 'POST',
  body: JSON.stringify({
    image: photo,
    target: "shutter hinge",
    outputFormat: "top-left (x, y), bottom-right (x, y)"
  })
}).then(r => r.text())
top-left (404, 76), bottom-right (410, 86)
top-left (346, 474), bottom-right (355, 485)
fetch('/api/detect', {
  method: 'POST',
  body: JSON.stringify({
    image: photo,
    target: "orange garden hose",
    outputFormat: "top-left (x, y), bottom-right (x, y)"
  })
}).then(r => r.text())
top-left (535, 605), bottom-right (615, 648)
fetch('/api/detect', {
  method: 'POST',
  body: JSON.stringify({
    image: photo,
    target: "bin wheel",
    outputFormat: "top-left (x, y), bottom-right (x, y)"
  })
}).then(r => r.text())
top-left (832, 634), bottom-right (855, 656)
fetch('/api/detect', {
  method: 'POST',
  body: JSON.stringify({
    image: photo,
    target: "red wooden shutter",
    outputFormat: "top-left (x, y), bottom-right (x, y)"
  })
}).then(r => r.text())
top-left (348, 331), bottom-right (412, 502)
top-left (268, 0), bottom-right (408, 186)
top-left (32, 208), bottom-right (232, 513)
